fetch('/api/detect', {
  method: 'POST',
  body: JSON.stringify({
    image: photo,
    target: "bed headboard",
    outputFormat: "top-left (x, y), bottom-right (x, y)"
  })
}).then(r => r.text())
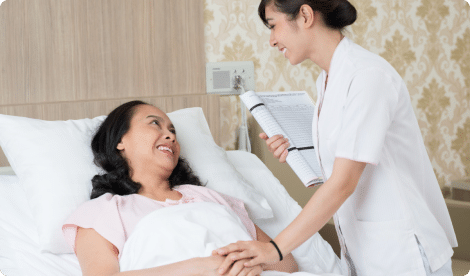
top-left (0, 0), bottom-right (220, 166)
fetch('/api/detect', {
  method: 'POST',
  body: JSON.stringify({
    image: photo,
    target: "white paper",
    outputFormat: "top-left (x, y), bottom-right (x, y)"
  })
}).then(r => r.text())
top-left (241, 91), bottom-right (323, 187)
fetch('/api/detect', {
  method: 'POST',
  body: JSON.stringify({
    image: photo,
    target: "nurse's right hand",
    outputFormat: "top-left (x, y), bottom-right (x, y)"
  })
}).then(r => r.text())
top-left (259, 133), bottom-right (290, 163)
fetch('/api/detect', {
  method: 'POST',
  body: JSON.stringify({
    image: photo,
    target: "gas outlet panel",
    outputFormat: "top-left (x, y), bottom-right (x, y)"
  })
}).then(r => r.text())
top-left (206, 61), bottom-right (255, 95)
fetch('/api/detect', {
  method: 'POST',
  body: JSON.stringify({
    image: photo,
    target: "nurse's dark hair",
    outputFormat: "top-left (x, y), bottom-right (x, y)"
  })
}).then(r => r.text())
top-left (90, 100), bottom-right (202, 199)
top-left (259, 0), bottom-right (357, 30)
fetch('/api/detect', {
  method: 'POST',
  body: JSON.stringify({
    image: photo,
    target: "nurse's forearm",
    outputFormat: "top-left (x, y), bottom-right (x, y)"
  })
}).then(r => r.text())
top-left (274, 158), bottom-right (366, 256)
top-left (273, 178), bottom-right (350, 255)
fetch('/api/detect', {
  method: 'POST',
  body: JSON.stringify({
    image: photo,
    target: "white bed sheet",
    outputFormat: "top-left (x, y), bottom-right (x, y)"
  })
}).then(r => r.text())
top-left (119, 201), bottom-right (339, 276)
top-left (0, 151), bottom-right (341, 275)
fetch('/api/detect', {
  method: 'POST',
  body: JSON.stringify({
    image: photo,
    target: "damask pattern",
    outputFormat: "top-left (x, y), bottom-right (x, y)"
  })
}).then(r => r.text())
top-left (205, 0), bottom-right (470, 186)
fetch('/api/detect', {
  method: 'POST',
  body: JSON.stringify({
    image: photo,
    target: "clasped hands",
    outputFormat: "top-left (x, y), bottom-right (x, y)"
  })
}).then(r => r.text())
top-left (211, 240), bottom-right (280, 276)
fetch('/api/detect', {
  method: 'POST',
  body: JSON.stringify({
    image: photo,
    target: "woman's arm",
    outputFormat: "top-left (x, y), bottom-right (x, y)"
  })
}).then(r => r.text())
top-left (75, 227), bottom-right (226, 276)
top-left (254, 225), bottom-right (298, 273)
top-left (271, 158), bottom-right (365, 257)
top-left (216, 157), bottom-right (366, 272)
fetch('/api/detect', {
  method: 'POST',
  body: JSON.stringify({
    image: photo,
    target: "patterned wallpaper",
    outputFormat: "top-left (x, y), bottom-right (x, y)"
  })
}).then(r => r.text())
top-left (204, 0), bottom-right (470, 187)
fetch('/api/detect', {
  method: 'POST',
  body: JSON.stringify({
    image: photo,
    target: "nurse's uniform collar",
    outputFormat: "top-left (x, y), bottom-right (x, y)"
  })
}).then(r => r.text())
top-left (326, 37), bottom-right (351, 80)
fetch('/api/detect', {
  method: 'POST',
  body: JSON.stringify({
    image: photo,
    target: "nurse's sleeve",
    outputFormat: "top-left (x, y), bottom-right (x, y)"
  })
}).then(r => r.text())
top-left (334, 68), bottom-right (399, 165)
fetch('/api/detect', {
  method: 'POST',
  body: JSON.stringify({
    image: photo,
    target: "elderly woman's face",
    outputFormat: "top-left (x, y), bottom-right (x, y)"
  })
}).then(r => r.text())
top-left (117, 104), bottom-right (180, 175)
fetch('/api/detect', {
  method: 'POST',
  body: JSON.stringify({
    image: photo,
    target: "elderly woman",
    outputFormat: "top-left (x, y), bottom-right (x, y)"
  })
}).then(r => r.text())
top-left (61, 100), bottom-right (298, 276)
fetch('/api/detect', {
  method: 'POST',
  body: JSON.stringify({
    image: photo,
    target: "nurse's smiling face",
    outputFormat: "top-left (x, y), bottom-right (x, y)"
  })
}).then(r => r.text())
top-left (266, 4), bottom-right (312, 65)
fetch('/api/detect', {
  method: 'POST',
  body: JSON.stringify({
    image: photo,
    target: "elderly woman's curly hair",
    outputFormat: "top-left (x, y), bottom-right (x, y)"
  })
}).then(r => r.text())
top-left (89, 100), bottom-right (202, 199)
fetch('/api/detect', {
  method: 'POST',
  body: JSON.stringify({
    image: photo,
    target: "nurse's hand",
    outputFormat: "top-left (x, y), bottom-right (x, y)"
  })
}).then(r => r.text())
top-left (214, 240), bottom-right (280, 275)
top-left (259, 133), bottom-right (289, 163)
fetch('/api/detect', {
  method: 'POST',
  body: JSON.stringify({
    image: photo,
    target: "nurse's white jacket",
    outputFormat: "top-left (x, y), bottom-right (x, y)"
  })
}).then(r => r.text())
top-left (312, 37), bottom-right (457, 276)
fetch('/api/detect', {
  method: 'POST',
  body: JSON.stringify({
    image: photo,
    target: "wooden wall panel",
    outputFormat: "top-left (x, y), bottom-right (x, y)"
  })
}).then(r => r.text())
top-left (0, 0), bottom-right (217, 167)
top-left (0, 95), bottom-right (220, 166)
top-left (0, 0), bottom-right (205, 105)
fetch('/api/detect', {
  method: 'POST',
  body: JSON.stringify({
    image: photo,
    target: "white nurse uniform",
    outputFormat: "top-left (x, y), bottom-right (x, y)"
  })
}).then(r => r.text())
top-left (312, 37), bottom-right (457, 275)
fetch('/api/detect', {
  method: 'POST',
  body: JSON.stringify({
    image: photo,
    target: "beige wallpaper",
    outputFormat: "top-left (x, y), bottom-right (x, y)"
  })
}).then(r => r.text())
top-left (204, 0), bottom-right (470, 188)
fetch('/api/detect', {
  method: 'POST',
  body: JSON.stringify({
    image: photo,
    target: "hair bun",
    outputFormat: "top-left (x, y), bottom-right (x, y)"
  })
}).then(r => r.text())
top-left (325, 0), bottom-right (357, 29)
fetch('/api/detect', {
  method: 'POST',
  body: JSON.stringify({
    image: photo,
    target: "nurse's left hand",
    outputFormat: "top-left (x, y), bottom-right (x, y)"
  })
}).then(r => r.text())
top-left (213, 240), bottom-right (279, 275)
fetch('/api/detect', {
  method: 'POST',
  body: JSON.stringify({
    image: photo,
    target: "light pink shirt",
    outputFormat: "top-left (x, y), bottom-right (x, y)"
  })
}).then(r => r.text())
top-left (62, 185), bottom-right (256, 258)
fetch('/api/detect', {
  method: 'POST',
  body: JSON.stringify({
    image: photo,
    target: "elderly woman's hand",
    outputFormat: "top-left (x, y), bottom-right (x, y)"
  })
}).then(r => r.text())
top-left (195, 255), bottom-right (228, 276)
top-left (200, 254), bottom-right (262, 276)
top-left (214, 240), bottom-right (280, 275)
top-left (224, 258), bottom-right (263, 276)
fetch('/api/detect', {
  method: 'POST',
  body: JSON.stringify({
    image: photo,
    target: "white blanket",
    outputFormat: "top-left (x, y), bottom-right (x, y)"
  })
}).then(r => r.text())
top-left (119, 202), bottom-right (340, 276)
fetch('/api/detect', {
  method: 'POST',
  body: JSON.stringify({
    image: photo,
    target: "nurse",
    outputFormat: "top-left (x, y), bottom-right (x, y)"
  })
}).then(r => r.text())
top-left (215, 0), bottom-right (458, 275)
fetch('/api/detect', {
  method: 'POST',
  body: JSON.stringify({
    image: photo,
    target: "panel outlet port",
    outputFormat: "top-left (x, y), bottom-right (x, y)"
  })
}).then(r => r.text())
top-left (206, 61), bottom-right (255, 95)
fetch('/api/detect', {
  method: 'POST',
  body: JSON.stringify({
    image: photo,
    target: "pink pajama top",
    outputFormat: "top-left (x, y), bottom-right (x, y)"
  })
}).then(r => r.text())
top-left (62, 184), bottom-right (256, 258)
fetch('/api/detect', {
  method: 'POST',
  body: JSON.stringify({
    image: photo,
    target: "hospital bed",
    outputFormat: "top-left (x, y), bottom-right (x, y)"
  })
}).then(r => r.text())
top-left (0, 107), bottom-right (342, 275)
top-left (0, 0), bottom-right (343, 274)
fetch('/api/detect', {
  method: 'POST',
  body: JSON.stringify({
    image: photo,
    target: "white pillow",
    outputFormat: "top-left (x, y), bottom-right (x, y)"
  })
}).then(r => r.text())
top-left (0, 115), bottom-right (106, 254)
top-left (0, 108), bottom-right (272, 254)
top-left (170, 108), bottom-right (272, 220)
